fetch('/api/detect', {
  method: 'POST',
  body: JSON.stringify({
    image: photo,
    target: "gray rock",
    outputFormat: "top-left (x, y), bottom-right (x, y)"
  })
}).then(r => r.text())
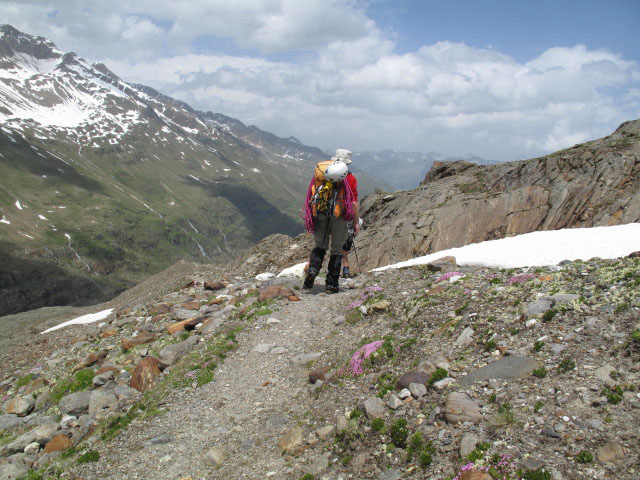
top-left (92, 371), bottom-right (115, 387)
top-left (158, 336), bottom-right (197, 369)
top-left (433, 378), bottom-right (456, 390)
top-left (23, 441), bottom-right (40, 454)
top-left (459, 356), bottom-right (538, 385)
top-left (378, 468), bottom-right (402, 480)
top-left (454, 327), bottom-right (475, 346)
top-left (253, 343), bottom-right (275, 353)
top-left (114, 386), bottom-right (140, 402)
top-left (525, 298), bottom-right (554, 317)
top-left (200, 317), bottom-right (223, 335)
top-left (308, 452), bottom-right (330, 475)
top-left (0, 414), bottom-right (24, 431)
top-left (459, 433), bottom-right (479, 458)
top-left (594, 365), bottom-right (616, 387)
top-left (443, 392), bottom-right (482, 423)
top-left (171, 308), bottom-right (200, 320)
top-left (203, 446), bottom-right (227, 466)
top-left (520, 457), bottom-right (545, 470)
top-left (336, 416), bottom-right (348, 433)
top-left (34, 422), bottom-right (60, 445)
top-left (597, 442), bottom-right (625, 463)
top-left (58, 391), bottom-right (92, 416)
top-left (408, 382), bottom-right (427, 398)
top-left (0, 462), bottom-right (29, 479)
top-left (363, 397), bottom-right (387, 419)
top-left (88, 390), bottom-right (118, 414)
top-left (316, 425), bottom-right (335, 439)
top-left (4, 396), bottom-right (35, 417)
top-left (146, 434), bottom-right (175, 446)
top-left (548, 294), bottom-right (579, 304)
top-left (2, 431), bottom-right (37, 455)
top-left (290, 352), bottom-right (322, 366)
top-left (270, 347), bottom-right (288, 354)
top-left (386, 393), bottom-right (403, 410)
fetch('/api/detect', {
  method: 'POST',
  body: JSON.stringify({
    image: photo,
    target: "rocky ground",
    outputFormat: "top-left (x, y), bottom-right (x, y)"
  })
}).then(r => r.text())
top-left (0, 248), bottom-right (638, 480)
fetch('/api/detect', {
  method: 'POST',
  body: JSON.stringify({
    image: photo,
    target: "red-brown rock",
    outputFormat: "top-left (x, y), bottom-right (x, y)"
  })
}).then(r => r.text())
top-left (258, 285), bottom-right (296, 302)
top-left (99, 329), bottom-right (118, 339)
top-left (44, 434), bottom-right (73, 453)
top-left (121, 331), bottom-right (157, 350)
top-left (95, 366), bottom-right (121, 376)
top-left (130, 357), bottom-right (161, 392)
top-left (459, 470), bottom-right (492, 480)
top-left (73, 350), bottom-right (108, 372)
top-left (208, 298), bottom-right (225, 306)
top-left (181, 301), bottom-right (201, 310)
top-left (204, 281), bottom-right (226, 291)
top-left (150, 303), bottom-right (171, 315)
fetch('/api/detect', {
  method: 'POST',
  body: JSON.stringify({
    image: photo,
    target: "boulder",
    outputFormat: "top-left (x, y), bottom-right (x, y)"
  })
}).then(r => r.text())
top-left (0, 463), bottom-right (28, 479)
top-left (204, 281), bottom-right (226, 291)
top-left (258, 284), bottom-right (295, 301)
top-left (408, 382), bottom-right (427, 398)
top-left (203, 446), bottom-right (228, 466)
top-left (130, 357), bottom-right (161, 392)
top-left (167, 317), bottom-right (204, 335)
top-left (88, 390), bottom-right (118, 414)
top-left (597, 442), bottom-right (625, 463)
top-left (34, 422), bottom-right (60, 445)
top-left (150, 303), bottom-right (171, 315)
top-left (44, 433), bottom-right (73, 453)
top-left (158, 336), bottom-right (197, 369)
top-left (4, 396), bottom-right (35, 417)
top-left (444, 392), bottom-right (482, 423)
top-left (459, 433), bottom-right (479, 458)
top-left (459, 356), bottom-right (538, 385)
top-left (58, 391), bottom-right (92, 416)
top-left (396, 361), bottom-right (436, 389)
top-left (426, 256), bottom-right (458, 272)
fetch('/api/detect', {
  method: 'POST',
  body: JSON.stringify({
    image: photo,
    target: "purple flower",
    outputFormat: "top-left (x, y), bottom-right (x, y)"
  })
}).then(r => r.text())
top-left (507, 273), bottom-right (536, 284)
top-left (437, 272), bottom-right (462, 282)
top-left (347, 341), bottom-right (383, 375)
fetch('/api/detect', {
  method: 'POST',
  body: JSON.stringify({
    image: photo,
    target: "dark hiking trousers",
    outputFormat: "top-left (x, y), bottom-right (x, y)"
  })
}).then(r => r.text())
top-left (313, 214), bottom-right (348, 256)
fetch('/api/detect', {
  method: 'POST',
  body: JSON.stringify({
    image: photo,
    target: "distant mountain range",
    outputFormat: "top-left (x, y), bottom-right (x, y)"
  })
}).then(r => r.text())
top-left (0, 25), bottom-right (391, 315)
top-left (351, 150), bottom-right (497, 191)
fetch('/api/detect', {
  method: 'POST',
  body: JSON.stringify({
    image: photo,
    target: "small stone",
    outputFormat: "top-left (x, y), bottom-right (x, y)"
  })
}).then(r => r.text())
top-left (594, 364), bottom-right (616, 387)
top-left (379, 469), bottom-right (402, 480)
top-left (408, 382), bottom-right (427, 398)
top-left (44, 433), bottom-right (73, 453)
top-left (266, 317), bottom-right (281, 324)
top-left (455, 327), bottom-right (475, 346)
top-left (398, 388), bottom-right (412, 399)
top-left (121, 331), bottom-right (157, 350)
top-left (459, 433), bottom-right (479, 458)
top-left (278, 426), bottom-right (303, 451)
top-left (363, 397), bottom-right (386, 419)
top-left (203, 446), bottom-right (227, 466)
top-left (336, 416), bottom-right (348, 433)
top-left (368, 300), bottom-right (390, 311)
top-left (150, 303), bottom-right (171, 315)
top-left (386, 393), bottom-right (403, 410)
top-left (444, 392), bottom-right (482, 423)
top-left (316, 425), bottom-right (335, 439)
top-left (433, 378), bottom-right (455, 390)
top-left (253, 343), bottom-right (275, 353)
top-left (270, 347), bottom-right (287, 354)
top-left (88, 390), bottom-right (118, 414)
top-left (525, 319), bottom-right (538, 329)
top-left (24, 441), bottom-right (40, 454)
top-left (596, 442), bottom-right (625, 463)
top-left (520, 458), bottom-right (545, 471)
top-left (541, 427), bottom-right (561, 438)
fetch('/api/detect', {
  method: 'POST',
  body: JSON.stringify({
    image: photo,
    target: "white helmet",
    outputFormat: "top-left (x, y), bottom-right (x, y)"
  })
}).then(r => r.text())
top-left (325, 161), bottom-right (348, 182)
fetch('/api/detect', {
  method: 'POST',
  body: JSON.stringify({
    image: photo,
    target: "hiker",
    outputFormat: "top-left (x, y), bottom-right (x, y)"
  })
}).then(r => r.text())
top-left (302, 153), bottom-right (355, 293)
top-left (334, 149), bottom-right (360, 278)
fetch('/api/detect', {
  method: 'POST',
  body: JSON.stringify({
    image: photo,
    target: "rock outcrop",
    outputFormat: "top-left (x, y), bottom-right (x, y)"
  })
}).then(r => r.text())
top-left (355, 119), bottom-right (640, 270)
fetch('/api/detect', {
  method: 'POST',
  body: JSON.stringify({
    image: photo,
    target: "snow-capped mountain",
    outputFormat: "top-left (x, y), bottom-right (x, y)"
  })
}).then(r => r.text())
top-left (0, 24), bottom-right (334, 315)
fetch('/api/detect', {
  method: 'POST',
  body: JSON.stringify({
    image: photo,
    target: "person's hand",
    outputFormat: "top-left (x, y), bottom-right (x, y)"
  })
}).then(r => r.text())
top-left (354, 222), bottom-right (360, 235)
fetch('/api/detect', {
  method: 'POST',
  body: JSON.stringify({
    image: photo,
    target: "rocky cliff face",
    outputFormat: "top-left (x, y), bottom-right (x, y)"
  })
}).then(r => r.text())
top-left (355, 119), bottom-right (640, 270)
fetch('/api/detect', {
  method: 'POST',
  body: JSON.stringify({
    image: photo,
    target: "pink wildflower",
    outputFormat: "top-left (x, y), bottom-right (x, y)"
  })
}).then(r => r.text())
top-left (437, 271), bottom-right (462, 282)
top-left (507, 273), bottom-right (536, 284)
top-left (348, 341), bottom-right (383, 375)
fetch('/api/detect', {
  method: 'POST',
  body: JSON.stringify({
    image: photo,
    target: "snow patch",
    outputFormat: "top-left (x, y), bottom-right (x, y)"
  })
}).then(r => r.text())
top-left (15, 200), bottom-right (23, 210)
top-left (38, 214), bottom-right (47, 220)
top-left (374, 223), bottom-right (640, 271)
top-left (277, 262), bottom-right (307, 278)
top-left (41, 308), bottom-right (114, 334)
top-left (0, 217), bottom-right (10, 225)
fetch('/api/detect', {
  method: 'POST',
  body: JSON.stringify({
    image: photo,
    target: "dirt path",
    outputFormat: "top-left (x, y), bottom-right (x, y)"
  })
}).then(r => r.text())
top-left (73, 281), bottom-right (359, 479)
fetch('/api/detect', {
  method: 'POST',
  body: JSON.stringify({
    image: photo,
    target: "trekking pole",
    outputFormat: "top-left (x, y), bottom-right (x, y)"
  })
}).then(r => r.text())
top-left (352, 238), bottom-right (361, 273)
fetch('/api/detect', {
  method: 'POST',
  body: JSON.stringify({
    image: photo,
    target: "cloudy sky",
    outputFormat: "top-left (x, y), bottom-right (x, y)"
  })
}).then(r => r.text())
top-left (3, 0), bottom-right (640, 160)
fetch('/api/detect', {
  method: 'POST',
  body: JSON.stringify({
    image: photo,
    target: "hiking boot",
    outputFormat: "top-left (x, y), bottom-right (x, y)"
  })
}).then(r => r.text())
top-left (303, 267), bottom-right (319, 289)
top-left (303, 247), bottom-right (325, 289)
top-left (326, 283), bottom-right (339, 294)
top-left (326, 254), bottom-right (342, 293)
top-left (342, 266), bottom-right (350, 278)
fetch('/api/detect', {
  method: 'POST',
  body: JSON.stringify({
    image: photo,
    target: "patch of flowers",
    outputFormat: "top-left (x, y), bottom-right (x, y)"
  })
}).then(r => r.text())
top-left (437, 272), bottom-right (462, 282)
top-left (337, 340), bottom-right (383, 376)
top-left (452, 454), bottom-right (550, 480)
top-left (347, 285), bottom-right (384, 310)
top-left (507, 273), bottom-right (536, 284)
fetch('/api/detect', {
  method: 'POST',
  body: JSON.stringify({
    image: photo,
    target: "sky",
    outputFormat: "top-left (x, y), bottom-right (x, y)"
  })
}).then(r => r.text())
top-left (2, 0), bottom-right (640, 161)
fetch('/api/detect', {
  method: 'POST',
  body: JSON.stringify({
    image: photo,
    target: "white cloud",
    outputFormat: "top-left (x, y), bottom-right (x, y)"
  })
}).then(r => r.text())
top-left (2, 2), bottom-right (639, 160)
